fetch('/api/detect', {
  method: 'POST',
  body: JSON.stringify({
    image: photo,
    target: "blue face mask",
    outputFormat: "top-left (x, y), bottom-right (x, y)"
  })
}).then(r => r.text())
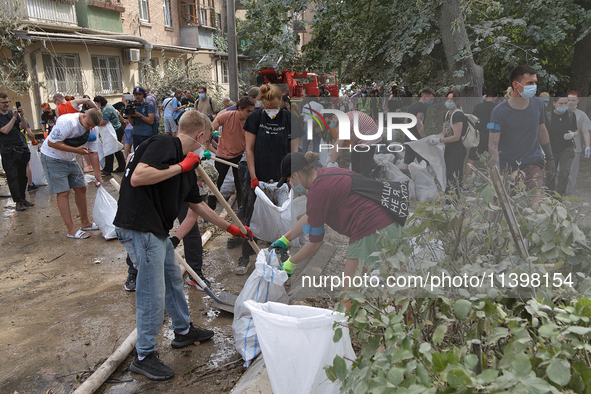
top-left (427, 99), bottom-right (434, 106)
top-left (445, 101), bottom-right (456, 109)
top-left (329, 122), bottom-right (338, 128)
top-left (198, 93), bottom-right (206, 99)
top-left (362, 94), bottom-right (367, 97)
top-left (290, 180), bottom-right (306, 193)
top-left (556, 106), bottom-right (568, 113)
top-left (543, 100), bottom-right (549, 107)
top-left (517, 83), bottom-right (537, 99)
top-left (569, 104), bottom-right (577, 110)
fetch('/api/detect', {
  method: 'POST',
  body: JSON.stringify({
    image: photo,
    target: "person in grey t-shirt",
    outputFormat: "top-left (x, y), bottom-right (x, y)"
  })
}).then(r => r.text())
top-left (488, 65), bottom-right (554, 202)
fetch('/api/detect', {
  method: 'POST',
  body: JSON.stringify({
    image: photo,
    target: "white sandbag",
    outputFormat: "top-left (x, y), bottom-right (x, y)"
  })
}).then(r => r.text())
top-left (27, 143), bottom-right (47, 186)
top-left (96, 123), bottom-right (123, 167)
top-left (373, 153), bottom-right (396, 165)
top-left (92, 186), bottom-right (118, 239)
top-left (244, 300), bottom-right (356, 394)
top-left (405, 136), bottom-right (446, 191)
top-left (220, 166), bottom-right (236, 199)
top-left (250, 181), bottom-right (291, 243)
top-left (409, 161), bottom-right (438, 202)
top-left (233, 249), bottom-right (289, 367)
top-left (318, 139), bottom-right (328, 167)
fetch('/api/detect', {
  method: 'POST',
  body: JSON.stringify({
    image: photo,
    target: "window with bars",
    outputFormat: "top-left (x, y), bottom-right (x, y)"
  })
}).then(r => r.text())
top-left (163, 0), bottom-right (172, 27)
top-left (221, 60), bottom-right (229, 84)
top-left (92, 55), bottom-right (122, 94)
top-left (139, 0), bottom-right (149, 21)
top-left (42, 53), bottom-right (84, 97)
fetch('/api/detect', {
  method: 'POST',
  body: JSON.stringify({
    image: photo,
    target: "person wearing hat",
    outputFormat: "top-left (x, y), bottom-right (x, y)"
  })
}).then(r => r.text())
top-left (128, 87), bottom-right (156, 150)
top-left (270, 152), bottom-right (408, 299)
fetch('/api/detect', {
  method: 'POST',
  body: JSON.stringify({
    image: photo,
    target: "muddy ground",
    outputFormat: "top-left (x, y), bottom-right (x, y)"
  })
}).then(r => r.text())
top-left (2, 157), bottom-right (591, 394)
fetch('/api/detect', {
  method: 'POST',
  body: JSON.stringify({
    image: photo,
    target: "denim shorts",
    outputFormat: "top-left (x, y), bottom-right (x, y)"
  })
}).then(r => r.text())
top-left (124, 128), bottom-right (133, 144)
top-left (40, 153), bottom-right (86, 194)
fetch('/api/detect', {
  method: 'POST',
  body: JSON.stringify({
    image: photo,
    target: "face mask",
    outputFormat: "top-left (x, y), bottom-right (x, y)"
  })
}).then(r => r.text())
top-left (329, 122), bottom-right (338, 128)
top-left (362, 94), bottom-right (367, 97)
top-left (265, 109), bottom-right (280, 119)
top-left (517, 82), bottom-right (537, 99)
top-left (569, 104), bottom-right (577, 110)
top-left (179, 133), bottom-right (204, 154)
top-left (290, 180), bottom-right (306, 193)
top-left (544, 100), bottom-right (549, 107)
top-left (445, 102), bottom-right (456, 109)
top-left (555, 106), bottom-right (568, 113)
top-left (198, 93), bottom-right (206, 99)
top-left (427, 99), bottom-right (434, 106)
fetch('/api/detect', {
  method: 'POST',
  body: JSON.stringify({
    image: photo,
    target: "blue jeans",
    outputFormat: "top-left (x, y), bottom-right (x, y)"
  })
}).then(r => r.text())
top-left (115, 227), bottom-right (191, 357)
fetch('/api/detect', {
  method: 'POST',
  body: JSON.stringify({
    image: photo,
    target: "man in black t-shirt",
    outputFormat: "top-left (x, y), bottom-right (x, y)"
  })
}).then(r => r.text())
top-left (113, 110), bottom-right (252, 381)
top-left (180, 89), bottom-right (195, 108)
top-left (0, 92), bottom-right (32, 211)
top-left (546, 92), bottom-right (578, 196)
top-left (465, 90), bottom-right (497, 180)
top-left (402, 88), bottom-right (435, 175)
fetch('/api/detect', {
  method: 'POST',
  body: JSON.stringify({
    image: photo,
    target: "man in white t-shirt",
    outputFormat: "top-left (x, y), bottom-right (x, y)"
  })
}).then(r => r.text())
top-left (566, 90), bottom-right (591, 195)
top-left (40, 109), bottom-right (103, 239)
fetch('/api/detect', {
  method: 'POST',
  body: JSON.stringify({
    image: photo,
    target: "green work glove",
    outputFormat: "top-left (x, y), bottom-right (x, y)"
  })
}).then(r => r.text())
top-left (271, 235), bottom-right (290, 252)
top-left (212, 130), bottom-right (219, 137)
top-left (281, 258), bottom-right (297, 277)
top-left (545, 157), bottom-right (556, 180)
top-left (203, 150), bottom-right (211, 160)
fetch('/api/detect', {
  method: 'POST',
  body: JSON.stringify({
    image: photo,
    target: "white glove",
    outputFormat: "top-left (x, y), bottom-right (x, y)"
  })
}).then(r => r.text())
top-left (585, 146), bottom-right (591, 159)
top-left (564, 131), bottom-right (575, 140)
top-left (427, 137), bottom-right (441, 146)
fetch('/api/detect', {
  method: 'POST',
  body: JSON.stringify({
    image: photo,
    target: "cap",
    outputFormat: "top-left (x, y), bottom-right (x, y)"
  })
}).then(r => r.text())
top-left (277, 152), bottom-right (309, 187)
top-left (133, 86), bottom-right (146, 95)
top-left (248, 86), bottom-right (260, 98)
top-left (540, 92), bottom-right (550, 99)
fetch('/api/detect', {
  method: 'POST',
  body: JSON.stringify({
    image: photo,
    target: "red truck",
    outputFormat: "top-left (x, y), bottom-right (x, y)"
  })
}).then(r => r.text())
top-left (256, 68), bottom-right (338, 98)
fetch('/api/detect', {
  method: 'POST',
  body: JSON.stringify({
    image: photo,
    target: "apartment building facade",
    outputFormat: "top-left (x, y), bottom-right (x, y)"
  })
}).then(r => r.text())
top-left (5, 0), bottom-right (249, 132)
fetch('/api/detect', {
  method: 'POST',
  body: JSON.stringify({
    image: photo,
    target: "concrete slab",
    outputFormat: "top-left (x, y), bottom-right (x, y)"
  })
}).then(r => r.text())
top-left (230, 355), bottom-right (273, 394)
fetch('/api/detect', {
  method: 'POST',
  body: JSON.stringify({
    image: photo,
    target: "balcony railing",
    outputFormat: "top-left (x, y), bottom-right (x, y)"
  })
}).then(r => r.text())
top-left (13, 0), bottom-right (78, 27)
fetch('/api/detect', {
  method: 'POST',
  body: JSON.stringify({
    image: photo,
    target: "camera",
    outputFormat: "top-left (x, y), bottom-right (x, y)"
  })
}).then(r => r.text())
top-left (123, 104), bottom-right (137, 116)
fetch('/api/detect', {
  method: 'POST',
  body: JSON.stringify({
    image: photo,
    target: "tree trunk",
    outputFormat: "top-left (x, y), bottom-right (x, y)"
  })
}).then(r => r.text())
top-left (570, 1), bottom-right (591, 98)
top-left (436, 0), bottom-right (483, 111)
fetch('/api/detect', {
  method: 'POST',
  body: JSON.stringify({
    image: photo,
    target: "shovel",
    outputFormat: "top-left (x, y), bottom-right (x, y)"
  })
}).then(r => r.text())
top-left (174, 250), bottom-right (235, 308)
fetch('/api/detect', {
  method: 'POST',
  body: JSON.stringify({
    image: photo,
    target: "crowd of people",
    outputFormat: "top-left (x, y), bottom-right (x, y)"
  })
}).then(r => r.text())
top-left (2, 64), bottom-right (590, 381)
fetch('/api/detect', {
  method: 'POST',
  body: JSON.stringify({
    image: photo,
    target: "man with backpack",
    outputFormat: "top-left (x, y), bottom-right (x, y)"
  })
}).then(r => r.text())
top-left (162, 90), bottom-right (184, 137)
top-left (196, 86), bottom-right (219, 119)
top-left (464, 90), bottom-right (497, 181)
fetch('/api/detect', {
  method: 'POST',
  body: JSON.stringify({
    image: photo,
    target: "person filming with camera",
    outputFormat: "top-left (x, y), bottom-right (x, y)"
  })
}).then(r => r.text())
top-left (127, 87), bottom-right (156, 150)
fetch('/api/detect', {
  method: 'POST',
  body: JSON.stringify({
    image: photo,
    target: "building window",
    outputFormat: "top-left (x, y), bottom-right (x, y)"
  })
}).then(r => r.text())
top-left (139, 0), bottom-right (149, 21)
top-left (200, 9), bottom-right (207, 26)
top-left (42, 53), bottom-right (84, 97)
top-left (221, 60), bottom-right (228, 84)
top-left (163, 0), bottom-right (172, 27)
top-left (92, 55), bottom-right (122, 94)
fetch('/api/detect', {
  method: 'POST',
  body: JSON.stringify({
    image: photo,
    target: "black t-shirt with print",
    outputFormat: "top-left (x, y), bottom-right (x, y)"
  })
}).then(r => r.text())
top-left (548, 110), bottom-right (577, 155)
top-left (181, 97), bottom-right (195, 107)
top-left (41, 111), bottom-right (57, 133)
top-left (114, 135), bottom-right (202, 237)
top-left (0, 112), bottom-right (26, 149)
top-left (243, 108), bottom-right (304, 183)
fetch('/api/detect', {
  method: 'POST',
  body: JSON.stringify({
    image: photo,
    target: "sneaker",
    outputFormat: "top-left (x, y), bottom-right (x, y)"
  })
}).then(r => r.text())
top-left (23, 200), bottom-right (34, 207)
top-left (171, 322), bottom-right (214, 348)
top-left (186, 273), bottom-right (211, 291)
top-left (226, 236), bottom-right (243, 249)
top-left (129, 352), bottom-right (174, 381)
top-left (235, 255), bottom-right (252, 275)
top-left (124, 273), bottom-right (137, 292)
top-left (27, 183), bottom-right (39, 191)
top-left (16, 202), bottom-right (26, 211)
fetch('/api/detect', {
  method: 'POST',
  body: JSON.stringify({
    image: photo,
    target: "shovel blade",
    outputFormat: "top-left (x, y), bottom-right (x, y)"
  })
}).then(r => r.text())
top-left (211, 292), bottom-right (237, 314)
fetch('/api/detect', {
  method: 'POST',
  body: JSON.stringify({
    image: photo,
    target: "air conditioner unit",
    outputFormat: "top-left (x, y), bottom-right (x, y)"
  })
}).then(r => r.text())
top-left (124, 48), bottom-right (141, 62)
